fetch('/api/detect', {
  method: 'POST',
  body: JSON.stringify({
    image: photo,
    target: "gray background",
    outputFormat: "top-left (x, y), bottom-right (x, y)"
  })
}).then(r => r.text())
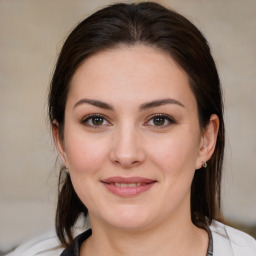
top-left (0, 0), bottom-right (255, 253)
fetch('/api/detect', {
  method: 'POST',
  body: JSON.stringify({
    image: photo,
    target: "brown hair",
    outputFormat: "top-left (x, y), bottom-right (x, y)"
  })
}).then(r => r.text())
top-left (48, 2), bottom-right (224, 247)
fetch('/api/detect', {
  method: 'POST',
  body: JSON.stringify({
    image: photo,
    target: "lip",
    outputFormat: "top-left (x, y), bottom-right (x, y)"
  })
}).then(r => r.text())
top-left (101, 176), bottom-right (156, 197)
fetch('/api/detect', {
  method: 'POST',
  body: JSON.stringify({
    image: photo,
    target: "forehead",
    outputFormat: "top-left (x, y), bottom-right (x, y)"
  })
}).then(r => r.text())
top-left (68, 45), bottom-right (196, 108)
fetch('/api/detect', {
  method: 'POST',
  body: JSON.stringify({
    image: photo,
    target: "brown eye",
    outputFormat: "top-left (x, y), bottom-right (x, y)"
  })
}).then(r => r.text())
top-left (82, 114), bottom-right (110, 128)
top-left (146, 114), bottom-right (176, 127)
top-left (91, 116), bottom-right (104, 126)
top-left (153, 116), bottom-right (166, 126)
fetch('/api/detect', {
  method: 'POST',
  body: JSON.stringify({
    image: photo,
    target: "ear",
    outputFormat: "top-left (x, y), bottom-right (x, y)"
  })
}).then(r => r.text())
top-left (52, 120), bottom-right (69, 168)
top-left (195, 114), bottom-right (219, 169)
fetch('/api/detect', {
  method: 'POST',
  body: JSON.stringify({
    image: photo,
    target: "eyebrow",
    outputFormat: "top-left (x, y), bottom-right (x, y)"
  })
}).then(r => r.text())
top-left (73, 99), bottom-right (113, 110)
top-left (73, 98), bottom-right (185, 111)
top-left (139, 98), bottom-right (185, 110)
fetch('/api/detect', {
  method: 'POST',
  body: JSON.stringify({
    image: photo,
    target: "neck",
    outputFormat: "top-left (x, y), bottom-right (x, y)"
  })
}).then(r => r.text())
top-left (81, 215), bottom-right (208, 256)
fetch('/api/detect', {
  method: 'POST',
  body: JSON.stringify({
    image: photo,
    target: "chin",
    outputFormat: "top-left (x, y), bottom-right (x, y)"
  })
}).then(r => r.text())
top-left (109, 219), bottom-right (153, 231)
top-left (100, 206), bottom-right (155, 231)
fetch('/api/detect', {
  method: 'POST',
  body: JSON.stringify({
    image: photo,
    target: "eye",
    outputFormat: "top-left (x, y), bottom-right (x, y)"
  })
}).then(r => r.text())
top-left (146, 114), bottom-right (176, 127)
top-left (81, 114), bottom-right (110, 128)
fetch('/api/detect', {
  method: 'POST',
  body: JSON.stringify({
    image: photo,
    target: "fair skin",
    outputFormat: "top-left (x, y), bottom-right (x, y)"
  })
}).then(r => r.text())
top-left (53, 45), bottom-right (219, 256)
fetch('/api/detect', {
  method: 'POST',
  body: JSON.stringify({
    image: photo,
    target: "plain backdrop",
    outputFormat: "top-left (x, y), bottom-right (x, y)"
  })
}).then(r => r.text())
top-left (0, 0), bottom-right (255, 252)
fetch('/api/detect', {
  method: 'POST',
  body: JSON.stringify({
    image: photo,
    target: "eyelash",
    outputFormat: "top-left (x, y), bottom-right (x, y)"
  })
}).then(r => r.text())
top-left (81, 114), bottom-right (176, 128)
top-left (145, 114), bottom-right (176, 127)
top-left (81, 114), bottom-right (111, 128)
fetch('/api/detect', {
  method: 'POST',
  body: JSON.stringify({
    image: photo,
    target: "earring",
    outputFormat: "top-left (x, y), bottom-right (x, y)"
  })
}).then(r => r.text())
top-left (202, 161), bottom-right (207, 168)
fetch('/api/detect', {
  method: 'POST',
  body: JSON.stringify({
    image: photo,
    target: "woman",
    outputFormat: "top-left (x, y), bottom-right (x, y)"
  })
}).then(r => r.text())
top-left (7, 2), bottom-right (256, 256)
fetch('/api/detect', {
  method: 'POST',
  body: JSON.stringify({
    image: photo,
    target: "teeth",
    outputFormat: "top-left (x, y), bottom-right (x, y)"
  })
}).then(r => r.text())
top-left (114, 183), bottom-right (143, 187)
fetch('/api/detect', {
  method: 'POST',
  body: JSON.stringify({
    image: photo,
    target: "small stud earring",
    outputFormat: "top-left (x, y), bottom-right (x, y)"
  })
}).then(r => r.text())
top-left (202, 161), bottom-right (207, 168)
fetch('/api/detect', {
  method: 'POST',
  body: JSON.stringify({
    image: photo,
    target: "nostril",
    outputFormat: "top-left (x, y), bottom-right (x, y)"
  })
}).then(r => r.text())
top-left (109, 140), bottom-right (146, 168)
top-left (112, 158), bottom-right (141, 169)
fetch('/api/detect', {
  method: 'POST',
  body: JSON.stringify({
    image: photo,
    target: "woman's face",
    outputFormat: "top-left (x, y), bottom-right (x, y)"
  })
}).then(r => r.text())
top-left (55, 45), bottom-right (215, 231)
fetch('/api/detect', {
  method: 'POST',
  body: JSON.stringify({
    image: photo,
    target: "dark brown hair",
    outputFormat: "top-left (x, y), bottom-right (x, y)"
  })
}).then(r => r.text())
top-left (48, 2), bottom-right (224, 247)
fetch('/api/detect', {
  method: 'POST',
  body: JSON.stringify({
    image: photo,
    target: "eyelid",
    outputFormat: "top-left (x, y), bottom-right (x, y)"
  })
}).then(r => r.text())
top-left (144, 113), bottom-right (176, 127)
top-left (80, 113), bottom-right (176, 128)
top-left (81, 113), bottom-right (112, 127)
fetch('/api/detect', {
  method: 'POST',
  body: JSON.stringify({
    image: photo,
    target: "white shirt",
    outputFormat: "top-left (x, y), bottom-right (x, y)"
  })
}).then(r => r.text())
top-left (210, 220), bottom-right (256, 255)
top-left (6, 220), bottom-right (256, 256)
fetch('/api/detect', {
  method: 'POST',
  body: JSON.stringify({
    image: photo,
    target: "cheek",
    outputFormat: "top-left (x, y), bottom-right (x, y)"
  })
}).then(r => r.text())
top-left (64, 128), bottom-right (109, 175)
top-left (64, 131), bottom-right (110, 207)
top-left (147, 131), bottom-right (200, 176)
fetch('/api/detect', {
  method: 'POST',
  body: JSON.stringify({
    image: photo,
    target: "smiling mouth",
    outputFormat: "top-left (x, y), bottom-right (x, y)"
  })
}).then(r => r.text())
top-left (101, 177), bottom-right (156, 197)
top-left (110, 182), bottom-right (148, 188)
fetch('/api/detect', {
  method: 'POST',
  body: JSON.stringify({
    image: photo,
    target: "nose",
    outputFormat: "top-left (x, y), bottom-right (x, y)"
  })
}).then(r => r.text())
top-left (109, 125), bottom-right (146, 169)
